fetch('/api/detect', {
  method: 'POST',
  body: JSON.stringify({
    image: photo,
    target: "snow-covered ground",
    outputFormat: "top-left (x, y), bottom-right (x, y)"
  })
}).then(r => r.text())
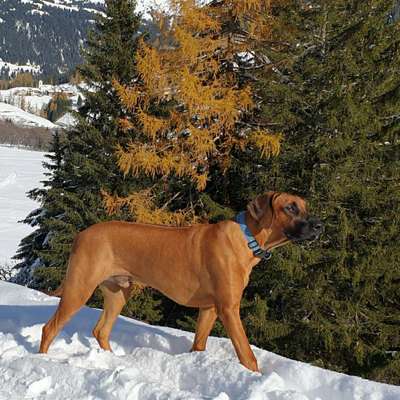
top-left (0, 281), bottom-right (399, 400)
top-left (0, 102), bottom-right (57, 129)
top-left (0, 87), bottom-right (52, 115)
top-left (55, 112), bottom-right (77, 128)
top-left (0, 146), bottom-right (45, 265)
top-left (136, 0), bottom-right (169, 16)
top-left (0, 91), bottom-right (52, 115)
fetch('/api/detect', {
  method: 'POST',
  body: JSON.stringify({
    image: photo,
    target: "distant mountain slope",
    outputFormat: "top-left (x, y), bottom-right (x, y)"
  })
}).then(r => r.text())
top-left (0, 0), bottom-right (166, 80)
top-left (0, 0), bottom-right (105, 79)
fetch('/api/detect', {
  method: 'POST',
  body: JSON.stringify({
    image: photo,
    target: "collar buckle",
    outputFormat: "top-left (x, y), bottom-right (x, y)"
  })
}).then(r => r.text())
top-left (252, 247), bottom-right (272, 260)
top-left (262, 251), bottom-right (272, 260)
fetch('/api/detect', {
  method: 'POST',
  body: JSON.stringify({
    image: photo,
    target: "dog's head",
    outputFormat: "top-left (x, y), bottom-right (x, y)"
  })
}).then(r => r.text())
top-left (247, 191), bottom-right (323, 248)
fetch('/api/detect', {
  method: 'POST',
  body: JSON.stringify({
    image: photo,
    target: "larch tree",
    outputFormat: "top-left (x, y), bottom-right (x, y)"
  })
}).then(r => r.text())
top-left (104, 0), bottom-right (283, 223)
top-left (103, 0), bottom-right (291, 331)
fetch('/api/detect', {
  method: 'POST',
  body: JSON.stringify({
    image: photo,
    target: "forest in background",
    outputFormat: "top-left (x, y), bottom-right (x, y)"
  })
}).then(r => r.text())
top-left (10, 0), bottom-right (400, 385)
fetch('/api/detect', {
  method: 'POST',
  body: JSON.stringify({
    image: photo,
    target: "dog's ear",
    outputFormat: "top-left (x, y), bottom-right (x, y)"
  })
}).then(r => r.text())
top-left (247, 192), bottom-right (276, 223)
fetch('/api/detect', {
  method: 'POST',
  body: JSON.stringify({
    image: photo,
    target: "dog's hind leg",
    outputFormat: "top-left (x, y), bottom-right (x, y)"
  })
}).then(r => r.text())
top-left (39, 288), bottom-right (96, 353)
top-left (39, 272), bottom-right (103, 354)
top-left (92, 281), bottom-right (131, 351)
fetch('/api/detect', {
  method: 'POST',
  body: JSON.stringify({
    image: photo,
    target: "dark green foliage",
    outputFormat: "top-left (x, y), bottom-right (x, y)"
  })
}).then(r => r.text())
top-left (34, 265), bottom-right (66, 293)
top-left (198, 193), bottom-right (235, 222)
top-left (123, 290), bottom-right (163, 324)
top-left (177, 314), bottom-right (226, 338)
top-left (240, 0), bottom-right (400, 384)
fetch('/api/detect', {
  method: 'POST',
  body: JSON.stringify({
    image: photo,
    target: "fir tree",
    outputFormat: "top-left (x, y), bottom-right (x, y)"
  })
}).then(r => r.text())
top-left (13, 130), bottom-right (66, 285)
top-left (14, 0), bottom-right (161, 322)
top-left (242, 0), bottom-right (400, 384)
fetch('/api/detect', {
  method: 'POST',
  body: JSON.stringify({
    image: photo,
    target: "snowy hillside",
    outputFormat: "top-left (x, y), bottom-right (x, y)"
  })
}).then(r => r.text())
top-left (0, 102), bottom-right (57, 129)
top-left (0, 146), bottom-right (45, 265)
top-left (0, 59), bottom-right (41, 77)
top-left (54, 112), bottom-right (77, 128)
top-left (0, 86), bottom-right (51, 116)
top-left (0, 281), bottom-right (399, 399)
top-left (136, 0), bottom-right (170, 16)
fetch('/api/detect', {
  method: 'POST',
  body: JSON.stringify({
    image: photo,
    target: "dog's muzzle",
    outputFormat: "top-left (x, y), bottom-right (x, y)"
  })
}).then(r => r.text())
top-left (284, 216), bottom-right (324, 242)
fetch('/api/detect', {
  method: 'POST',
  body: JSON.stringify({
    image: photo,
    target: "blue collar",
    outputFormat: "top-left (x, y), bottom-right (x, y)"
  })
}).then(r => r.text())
top-left (235, 211), bottom-right (272, 260)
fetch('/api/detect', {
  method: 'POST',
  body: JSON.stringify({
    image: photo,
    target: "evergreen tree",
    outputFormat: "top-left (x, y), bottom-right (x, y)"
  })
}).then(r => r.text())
top-left (242, 0), bottom-right (400, 384)
top-left (45, 93), bottom-right (72, 122)
top-left (77, 95), bottom-right (83, 107)
top-left (13, 130), bottom-right (66, 285)
top-left (14, 0), bottom-right (161, 322)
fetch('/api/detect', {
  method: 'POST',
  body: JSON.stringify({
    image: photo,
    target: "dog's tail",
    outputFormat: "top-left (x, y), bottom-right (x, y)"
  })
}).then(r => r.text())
top-left (44, 280), bottom-right (64, 298)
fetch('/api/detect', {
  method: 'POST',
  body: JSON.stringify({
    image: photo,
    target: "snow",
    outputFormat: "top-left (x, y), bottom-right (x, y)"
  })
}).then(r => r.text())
top-left (135, 0), bottom-right (212, 15)
top-left (30, 9), bottom-right (50, 16)
top-left (0, 87), bottom-right (52, 115)
top-left (0, 146), bottom-right (45, 265)
top-left (9, 0), bottom-right (105, 16)
top-left (0, 281), bottom-right (398, 399)
top-left (0, 102), bottom-right (56, 128)
top-left (136, 0), bottom-right (180, 18)
top-left (136, 0), bottom-right (169, 12)
top-left (39, 0), bottom-right (79, 12)
top-left (55, 112), bottom-right (76, 128)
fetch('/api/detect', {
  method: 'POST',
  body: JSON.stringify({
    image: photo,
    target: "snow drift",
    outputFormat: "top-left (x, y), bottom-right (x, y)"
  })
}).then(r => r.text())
top-left (0, 281), bottom-right (398, 400)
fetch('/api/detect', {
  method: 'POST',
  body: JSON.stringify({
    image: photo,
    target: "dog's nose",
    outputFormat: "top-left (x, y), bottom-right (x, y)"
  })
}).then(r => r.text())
top-left (308, 217), bottom-right (324, 234)
top-left (313, 222), bottom-right (324, 232)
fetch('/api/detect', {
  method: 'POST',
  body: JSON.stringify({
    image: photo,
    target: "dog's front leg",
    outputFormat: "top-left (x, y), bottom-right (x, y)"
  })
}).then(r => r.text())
top-left (191, 306), bottom-right (217, 352)
top-left (218, 304), bottom-right (260, 373)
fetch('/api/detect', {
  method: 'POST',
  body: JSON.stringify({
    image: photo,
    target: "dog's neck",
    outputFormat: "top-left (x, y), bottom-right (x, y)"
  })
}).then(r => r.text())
top-left (244, 211), bottom-right (271, 250)
top-left (245, 211), bottom-right (288, 252)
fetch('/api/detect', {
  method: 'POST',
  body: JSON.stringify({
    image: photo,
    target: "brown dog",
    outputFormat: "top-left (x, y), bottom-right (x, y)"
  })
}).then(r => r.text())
top-left (39, 191), bottom-right (323, 372)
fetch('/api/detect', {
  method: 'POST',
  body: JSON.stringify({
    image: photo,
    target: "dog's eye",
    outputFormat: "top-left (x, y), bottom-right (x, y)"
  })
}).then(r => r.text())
top-left (285, 204), bottom-right (298, 214)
